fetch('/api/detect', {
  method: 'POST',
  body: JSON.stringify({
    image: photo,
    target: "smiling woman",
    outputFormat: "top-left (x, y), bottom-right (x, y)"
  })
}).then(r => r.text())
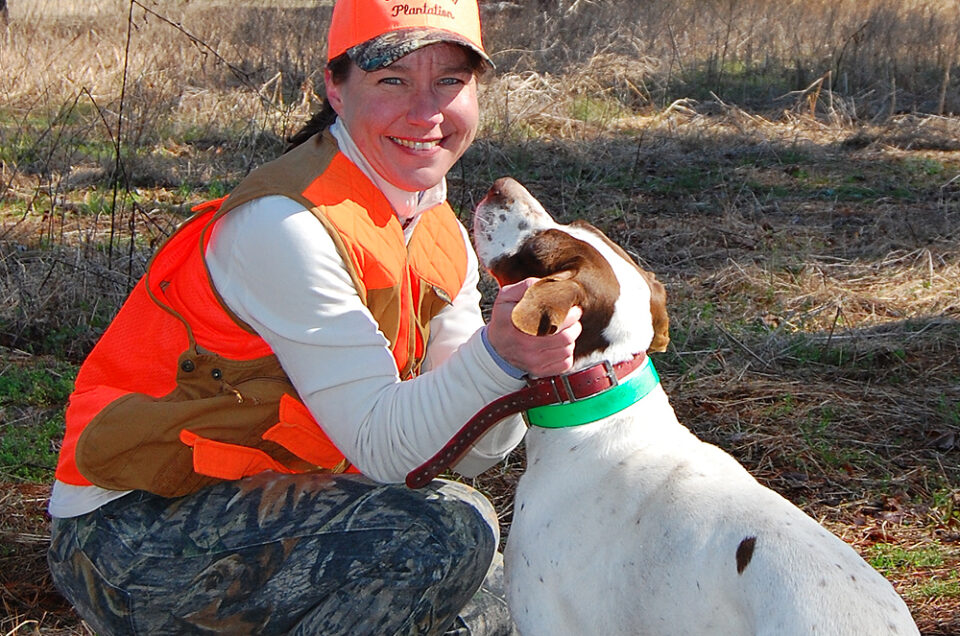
top-left (44, 0), bottom-right (583, 634)
top-left (325, 44), bottom-right (481, 192)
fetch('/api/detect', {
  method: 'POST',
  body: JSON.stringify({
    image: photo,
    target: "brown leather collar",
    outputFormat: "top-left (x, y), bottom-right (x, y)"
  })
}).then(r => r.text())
top-left (405, 352), bottom-right (647, 488)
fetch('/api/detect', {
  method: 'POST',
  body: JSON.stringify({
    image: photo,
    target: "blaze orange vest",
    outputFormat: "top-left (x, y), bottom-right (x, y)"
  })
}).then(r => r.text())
top-left (55, 132), bottom-right (469, 497)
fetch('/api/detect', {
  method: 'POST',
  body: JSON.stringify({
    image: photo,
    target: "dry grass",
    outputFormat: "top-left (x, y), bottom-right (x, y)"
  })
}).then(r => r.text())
top-left (481, 0), bottom-right (960, 115)
top-left (0, 485), bottom-right (91, 636)
top-left (1, 1), bottom-right (960, 634)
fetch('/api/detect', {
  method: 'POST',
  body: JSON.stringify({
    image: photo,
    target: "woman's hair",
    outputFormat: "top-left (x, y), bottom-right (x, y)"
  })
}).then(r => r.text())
top-left (285, 46), bottom-right (487, 153)
top-left (284, 54), bottom-right (353, 152)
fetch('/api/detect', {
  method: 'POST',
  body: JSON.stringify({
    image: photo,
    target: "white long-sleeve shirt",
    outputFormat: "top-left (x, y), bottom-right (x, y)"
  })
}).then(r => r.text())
top-left (204, 194), bottom-right (525, 483)
top-left (48, 122), bottom-right (526, 517)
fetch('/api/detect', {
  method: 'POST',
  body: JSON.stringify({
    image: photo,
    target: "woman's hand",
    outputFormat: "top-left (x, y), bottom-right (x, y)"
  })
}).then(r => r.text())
top-left (486, 278), bottom-right (582, 378)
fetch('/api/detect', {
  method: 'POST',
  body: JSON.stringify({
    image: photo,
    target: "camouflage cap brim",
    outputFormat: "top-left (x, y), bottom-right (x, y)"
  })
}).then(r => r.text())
top-left (345, 27), bottom-right (495, 73)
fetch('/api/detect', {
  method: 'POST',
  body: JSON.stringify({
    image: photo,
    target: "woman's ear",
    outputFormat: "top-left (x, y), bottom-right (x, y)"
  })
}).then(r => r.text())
top-left (324, 67), bottom-right (344, 114)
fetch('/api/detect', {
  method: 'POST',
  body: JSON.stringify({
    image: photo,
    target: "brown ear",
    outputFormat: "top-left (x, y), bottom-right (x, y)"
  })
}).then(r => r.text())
top-left (567, 221), bottom-right (670, 352)
top-left (640, 269), bottom-right (670, 353)
top-left (511, 273), bottom-right (582, 336)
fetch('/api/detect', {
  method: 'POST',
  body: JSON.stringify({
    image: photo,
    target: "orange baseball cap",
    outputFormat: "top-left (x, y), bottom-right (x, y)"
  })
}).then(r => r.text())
top-left (327, 0), bottom-right (494, 72)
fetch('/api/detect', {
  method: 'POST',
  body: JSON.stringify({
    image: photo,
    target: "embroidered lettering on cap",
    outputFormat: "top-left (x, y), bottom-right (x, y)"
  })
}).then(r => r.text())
top-left (391, 3), bottom-right (457, 19)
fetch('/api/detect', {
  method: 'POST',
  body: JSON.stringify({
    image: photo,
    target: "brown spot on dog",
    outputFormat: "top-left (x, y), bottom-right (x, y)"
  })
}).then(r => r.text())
top-left (736, 536), bottom-right (757, 574)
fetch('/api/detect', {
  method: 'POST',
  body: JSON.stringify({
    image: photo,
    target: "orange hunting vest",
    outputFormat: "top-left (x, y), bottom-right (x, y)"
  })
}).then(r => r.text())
top-left (55, 132), bottom-right (469, 497)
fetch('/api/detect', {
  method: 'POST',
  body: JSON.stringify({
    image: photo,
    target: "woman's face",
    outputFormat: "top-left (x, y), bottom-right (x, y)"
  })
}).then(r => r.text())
top-left (325, 43), bottom-right (480, 192)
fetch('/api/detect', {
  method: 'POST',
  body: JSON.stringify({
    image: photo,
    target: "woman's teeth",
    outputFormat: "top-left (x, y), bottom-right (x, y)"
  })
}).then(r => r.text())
top-left (391, 137), bottom-right (440, 150)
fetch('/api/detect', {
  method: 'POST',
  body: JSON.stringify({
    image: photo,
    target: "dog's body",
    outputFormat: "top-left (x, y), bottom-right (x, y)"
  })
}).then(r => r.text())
top-left (473, 178), bottom-right (918, 636)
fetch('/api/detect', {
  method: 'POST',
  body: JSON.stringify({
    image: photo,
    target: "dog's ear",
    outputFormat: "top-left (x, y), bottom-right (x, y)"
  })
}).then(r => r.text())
top-left (640, 269), bottom-right (670, 353)
top-left (511, 272), bottom-right (582, 336)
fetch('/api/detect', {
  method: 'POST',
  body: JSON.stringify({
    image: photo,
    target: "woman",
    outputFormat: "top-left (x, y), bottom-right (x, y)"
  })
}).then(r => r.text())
top-left (47, 0), bottom-right (581, 634)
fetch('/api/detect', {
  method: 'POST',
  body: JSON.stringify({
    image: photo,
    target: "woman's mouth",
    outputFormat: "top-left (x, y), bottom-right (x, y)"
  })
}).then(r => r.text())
top-left (390, 136), bottom-right (442, 151)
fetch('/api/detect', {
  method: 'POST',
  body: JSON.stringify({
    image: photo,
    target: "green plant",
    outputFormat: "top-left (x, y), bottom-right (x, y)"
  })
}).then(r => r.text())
top-left (0, 362), bottom-right (76, 407)
top-left (570, 95), bottom-right (625, 125)
top-left (937, 397), bottom-right (960, 426)
top-left (0, 416), bottom-right (64, 482)
top-left (929, 488), bottom-right (960, 525)
top-left (0, 361), bottom-right (76, 481)
top-left (904, 156), bottom-right (944, 177)
top-left (207, 179), bottom-right (230, 198)
top-left (869, 543), bottom-right (945, 571)
top-left (911, 575), bottom-right (960, 599)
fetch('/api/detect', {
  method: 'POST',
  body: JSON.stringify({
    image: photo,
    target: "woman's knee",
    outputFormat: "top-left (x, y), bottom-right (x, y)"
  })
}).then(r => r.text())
top-left (430, 479), bottom-right (499, 552)
top-left (48, 517), bottom-right (138, 636)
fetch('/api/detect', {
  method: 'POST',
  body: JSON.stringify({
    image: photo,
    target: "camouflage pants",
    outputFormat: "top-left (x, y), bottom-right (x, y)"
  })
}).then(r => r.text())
top-left (47, 472), bottom-right (518, 635)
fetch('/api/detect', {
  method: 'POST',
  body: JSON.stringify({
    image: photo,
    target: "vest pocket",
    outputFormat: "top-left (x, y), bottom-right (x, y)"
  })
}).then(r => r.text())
top-left (75, 351), bottom-right (338, 498)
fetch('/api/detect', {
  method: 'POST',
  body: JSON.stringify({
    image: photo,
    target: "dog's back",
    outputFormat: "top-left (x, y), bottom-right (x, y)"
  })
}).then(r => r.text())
top-left (507, 389), bottom-right (917, 636)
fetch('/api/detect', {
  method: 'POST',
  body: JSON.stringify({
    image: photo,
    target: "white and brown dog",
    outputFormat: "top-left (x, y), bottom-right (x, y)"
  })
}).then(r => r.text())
top-left (472, 178), bottom-right (919, 636)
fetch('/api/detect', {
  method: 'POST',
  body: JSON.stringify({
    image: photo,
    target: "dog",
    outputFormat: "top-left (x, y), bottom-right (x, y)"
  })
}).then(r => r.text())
top-left (472, 177), bottom-right (919, 636)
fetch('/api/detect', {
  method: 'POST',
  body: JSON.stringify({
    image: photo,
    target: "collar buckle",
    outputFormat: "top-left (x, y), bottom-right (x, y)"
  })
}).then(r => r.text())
top-left (602, 360), bottom-right (619, 387)
top-left (558, 374), bottom-right (577, 403)
top-left (539, 375), bottom-right (574, 404)
top-left (550, 360), bottom-right (621, 404)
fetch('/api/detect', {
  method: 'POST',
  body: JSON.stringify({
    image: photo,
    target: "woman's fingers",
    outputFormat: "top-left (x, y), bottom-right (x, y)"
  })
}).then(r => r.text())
top-left (486, 280), bottom-right (582, 377)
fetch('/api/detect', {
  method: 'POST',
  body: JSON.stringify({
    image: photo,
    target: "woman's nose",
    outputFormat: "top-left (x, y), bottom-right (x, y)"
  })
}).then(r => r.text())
top-left (406, 91), bottom-right (444, 127)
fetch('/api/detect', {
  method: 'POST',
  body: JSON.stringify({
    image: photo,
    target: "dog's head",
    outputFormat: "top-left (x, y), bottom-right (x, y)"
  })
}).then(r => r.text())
top-left (473, 177), bottom-right (669, 369)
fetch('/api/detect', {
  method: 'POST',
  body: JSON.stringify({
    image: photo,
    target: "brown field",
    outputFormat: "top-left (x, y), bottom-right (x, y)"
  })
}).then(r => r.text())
top-left (2, 1), bottom-right (959, 633)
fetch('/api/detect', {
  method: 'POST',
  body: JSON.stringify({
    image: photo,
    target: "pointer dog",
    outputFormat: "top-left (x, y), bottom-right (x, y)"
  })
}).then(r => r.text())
top-left (473, 178), bottom-right (918, 636)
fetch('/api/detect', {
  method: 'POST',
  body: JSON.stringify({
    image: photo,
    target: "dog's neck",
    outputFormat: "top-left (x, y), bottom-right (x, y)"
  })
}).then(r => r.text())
top-left (522, 354), bottom-right (684, 467)
top-left (525, 355), bottom-right (660, 429)
top-left (522, 377), bottom-right (679, 469)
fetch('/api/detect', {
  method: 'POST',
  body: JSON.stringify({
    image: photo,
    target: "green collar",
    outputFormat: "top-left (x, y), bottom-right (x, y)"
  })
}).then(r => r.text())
top-left (524, 357), bottom-right (660, 429)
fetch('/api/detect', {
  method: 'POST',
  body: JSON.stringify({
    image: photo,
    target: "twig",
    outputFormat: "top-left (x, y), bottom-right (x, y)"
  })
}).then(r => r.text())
top-left (824, 303), bottom-right (843, 351)
top-left (107, 1), bottom-right (136, 265)
top-left (4, 620), bottom-right (39, 636)
top-left (130, 1), bottom-right (266, 102)
top-left (716, 323), bottom-right (769, 367)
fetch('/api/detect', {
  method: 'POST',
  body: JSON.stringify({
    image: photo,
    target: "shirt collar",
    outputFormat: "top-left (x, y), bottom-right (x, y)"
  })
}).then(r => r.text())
top-left (329, 119), bottom-right (447, 225)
